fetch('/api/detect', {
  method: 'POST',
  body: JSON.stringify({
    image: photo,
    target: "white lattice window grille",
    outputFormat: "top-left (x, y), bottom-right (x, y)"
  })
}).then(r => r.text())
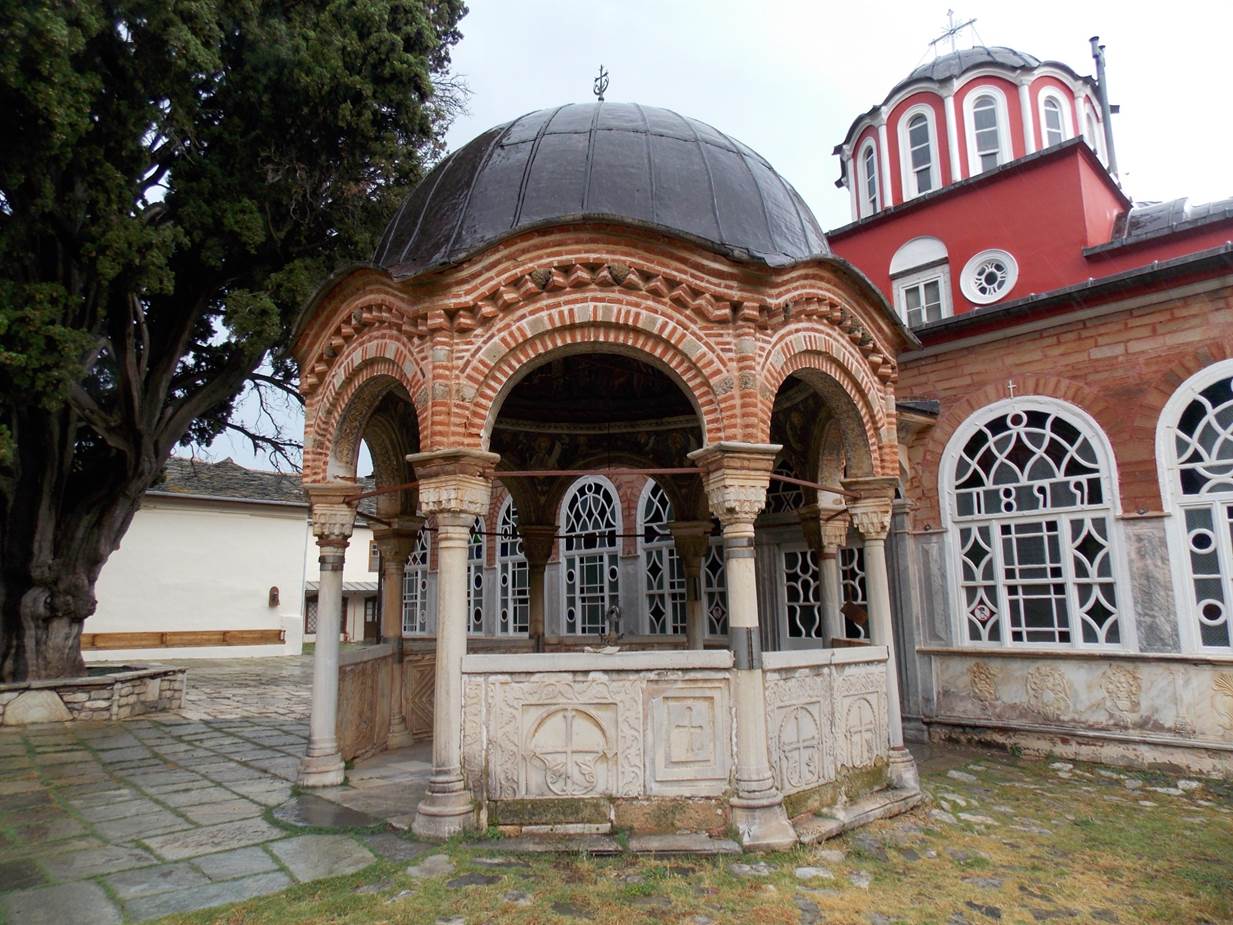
top-left (1161, 368), bottom-right (1233, 650)
top-left (561, 477), bottom-right (621, 635)
top-left (304, 596), bottom-right (318, 635)
top-left (402, 528), bottom-right (430, 635)
top-left (639, 481), bottom-right (686, 635)
top-left (703, 532), bottom-right (728, 637)
top-left (497, 499), bottom-right (529, 636)
top-left (839, 546), bottom-right (869, 639)
top-left (960, 248), bottom-right (1018, 305)
top-left (467, 516), bottom-right (485, 634)
top-left (783, 545), bottom-right (825, 640)
top-left (765, 461), bottom-right (804, 514)
top-left (947, 402), bottom-right (1123, 648)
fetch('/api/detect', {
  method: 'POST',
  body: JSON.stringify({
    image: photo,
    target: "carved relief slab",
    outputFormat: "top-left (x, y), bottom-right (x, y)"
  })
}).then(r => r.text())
top-left (765, 668), bottom-right (836, 794)
top-left (833, 666), bottom-right (889, 771)
top-left (645, 683), bottom-right (731, 796)
top-left (485, 675), bottom-right (644, 799)
top-left (1025, 664), bottom-right (1073, 721)
top-left (1099, 664), bottom-right (1141, 724)
top-left (461, 676), bottom-right (485, 793)
top-left (968, 662), bottom-right (998, 709)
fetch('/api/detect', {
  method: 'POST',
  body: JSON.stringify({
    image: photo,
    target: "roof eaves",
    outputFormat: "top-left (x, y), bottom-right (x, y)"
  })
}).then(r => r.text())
top-left (1084, 208), bottom-right (1233, 258)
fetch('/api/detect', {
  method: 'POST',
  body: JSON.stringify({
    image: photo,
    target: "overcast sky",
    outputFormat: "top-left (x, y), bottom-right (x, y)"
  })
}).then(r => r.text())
top-left (201, 0), bottom-right (1233, 471)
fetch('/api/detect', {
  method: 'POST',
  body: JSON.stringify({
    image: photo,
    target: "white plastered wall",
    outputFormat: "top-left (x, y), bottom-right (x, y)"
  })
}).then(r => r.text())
top-left (86, 495), bottom-right (309, 660)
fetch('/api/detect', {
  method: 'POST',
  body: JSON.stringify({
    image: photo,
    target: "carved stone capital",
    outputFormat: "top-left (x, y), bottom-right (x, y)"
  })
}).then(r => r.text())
top-left (842, 476), bottom-right (897, 541)
top-left (407, 448), bottom-right (500, 517)
top-left (304, 483), bottom-right (358, 540)
top-left (371, 516), bottom-right (425, 569)
top-left (821, 513), bottom-right (851, 550)
top-left (519, 524), bottom-right (556, 568)
top-left (669, 520), bottom-right (713, 565)
top-left (799, 504), bottom-right (848, 553)
top-left (687, 442), bottom-right (782, 527)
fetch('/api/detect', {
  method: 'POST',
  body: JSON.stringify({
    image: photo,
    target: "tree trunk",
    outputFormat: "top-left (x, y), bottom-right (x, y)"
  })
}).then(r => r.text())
top-left (0, 405), bottom-right (148, 682)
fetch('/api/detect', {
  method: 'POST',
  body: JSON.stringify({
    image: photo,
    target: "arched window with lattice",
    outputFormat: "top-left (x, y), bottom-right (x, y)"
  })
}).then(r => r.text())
top-left (765, 460), bottom-right (804, 514)
top-left (638, 480), bottom-right (686, 634)
top-left (402, 527), bottom-right (430, 635)
top-left (943, 399), bottom-right (1124, 647)
top-left (1158, 362), bottom-right (1233, 650)
top-left (560, 476), bottom-right (621, 635)
top-left (497, 498), bottom-right (529, 636)
top-left (467, 516), bottom-right (485, 634)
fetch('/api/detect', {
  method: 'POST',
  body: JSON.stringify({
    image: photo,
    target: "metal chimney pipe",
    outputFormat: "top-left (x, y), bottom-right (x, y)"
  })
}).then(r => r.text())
top-left (1089, 36), bottom-right (1120, 179)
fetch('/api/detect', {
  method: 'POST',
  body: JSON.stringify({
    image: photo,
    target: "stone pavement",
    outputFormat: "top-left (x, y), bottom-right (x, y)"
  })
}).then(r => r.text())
top-left (0, 655), bottom-right (431, 924)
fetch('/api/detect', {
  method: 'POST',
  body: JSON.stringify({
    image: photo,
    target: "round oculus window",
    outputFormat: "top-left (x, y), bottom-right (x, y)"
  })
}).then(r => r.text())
top-left (961, 248), bottom-right (1019, 305)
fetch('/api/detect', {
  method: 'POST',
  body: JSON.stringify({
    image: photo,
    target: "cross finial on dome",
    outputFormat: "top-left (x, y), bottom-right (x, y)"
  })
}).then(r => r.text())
top-left (930, 9), bottom-right (977, 55)
top-left (593, 64), bottom-right (609, 102)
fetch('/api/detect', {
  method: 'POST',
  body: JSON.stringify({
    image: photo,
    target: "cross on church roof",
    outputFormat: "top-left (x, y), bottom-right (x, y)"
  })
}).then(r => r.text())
top-left (930, 9), bottom-right (977, 55)
top-left (593, 64), bottom-right (609, 102)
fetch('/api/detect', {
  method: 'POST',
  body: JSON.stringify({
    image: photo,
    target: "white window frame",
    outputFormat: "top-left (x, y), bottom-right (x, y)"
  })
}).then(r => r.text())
top-left (897, 104), bottom-right (942, 199)
top-left (402, 527), bottom-right (431, 636)
top-left (1037, 88), bottom-right (1073, 149)
top-left (702, 530), bottom-right (728, 638)
top-left (466, 515), bottom-right (486, 635)
top-left (780, 542), bottom-right (827, 650)
top-left (960, 248), bottom-right (1019, 305)
top-left (496, 498), bottom-right (529, 636)
top-left (940, 396), bottom-right (1134, 652)
top-left (858, 138), bottom-right (880, 217)
top-left (1156, 359), bottom-right (1233, 653)
top-left (559, 475), bottom-right (622, 636)
top-left (637, 480), bottom-right (686, 635)
top-left (893, 263), bottom-right (952, 328)
top-left (963, 86), bottom-right (1012, 175)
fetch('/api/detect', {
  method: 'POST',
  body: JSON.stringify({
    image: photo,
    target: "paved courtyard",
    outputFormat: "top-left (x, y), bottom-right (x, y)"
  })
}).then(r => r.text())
top-left (0, 656), bottom-right (1230, 924)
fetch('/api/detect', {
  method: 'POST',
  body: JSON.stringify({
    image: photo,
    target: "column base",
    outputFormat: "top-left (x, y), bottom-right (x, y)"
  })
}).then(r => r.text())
top-left (387, 722), bottom-right (415, 751)
top-left (887, 745), bottom-right (920, 792)
top-left (411, 787), bottom-right (477, 840)
top-left (297, 752), bottom-right (345, 788)
top-left (729, 794), bottom-right (798, 851)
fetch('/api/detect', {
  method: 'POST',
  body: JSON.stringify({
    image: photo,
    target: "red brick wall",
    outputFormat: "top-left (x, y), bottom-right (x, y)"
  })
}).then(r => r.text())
top-left (899, 283), bottom-right (1233, 528)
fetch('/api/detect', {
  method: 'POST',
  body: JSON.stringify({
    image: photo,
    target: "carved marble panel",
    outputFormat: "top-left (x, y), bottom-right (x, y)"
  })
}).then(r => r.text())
top-left (644, 682), bottom-right (731, 796)
top-left (484, 674), bottom-right (644, 799)
top-left (765, 667), bottom-right (836, 794)
top-left (834, 666), bottom-right (889, 771)
top-left (461, 675), bottom-right (485, 793)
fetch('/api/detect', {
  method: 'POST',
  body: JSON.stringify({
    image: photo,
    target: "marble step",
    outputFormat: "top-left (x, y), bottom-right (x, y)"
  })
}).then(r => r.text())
top-left (491, 833), bottom-right (741, 855)
top-left (792, 786), bottom-right (925, 845)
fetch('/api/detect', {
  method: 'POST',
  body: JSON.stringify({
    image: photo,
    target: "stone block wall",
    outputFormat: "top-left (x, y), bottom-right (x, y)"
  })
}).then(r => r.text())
top-left (0, 665), bottom-right (186, 725)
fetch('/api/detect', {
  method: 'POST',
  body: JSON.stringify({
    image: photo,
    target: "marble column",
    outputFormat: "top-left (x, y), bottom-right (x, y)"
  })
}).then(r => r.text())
top-left (688, 443), bottom-right (797, 850)
top-left (407, 449), bottom-right (498, 839)
top-left (299, 485), bottom-right (356, 787)
top-left (519, 525), bottom-right (556, 652)
top-left (843, 476), bottom-right (920, 793)
top-left (372, 517), bottom-right (423, 750)
top-left (670, 520), bottom-right (713, 650)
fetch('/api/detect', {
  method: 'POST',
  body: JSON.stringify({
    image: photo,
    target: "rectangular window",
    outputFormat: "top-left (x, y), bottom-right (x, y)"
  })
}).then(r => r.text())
top-left (368, 541), bottom-right (380, 572)
top-left (900, 277), bottom-right (945, 327)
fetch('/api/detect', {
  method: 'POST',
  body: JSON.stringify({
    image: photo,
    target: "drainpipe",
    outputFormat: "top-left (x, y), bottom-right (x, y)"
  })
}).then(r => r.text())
top-left (1089, 36), bottom-right (1120, 180)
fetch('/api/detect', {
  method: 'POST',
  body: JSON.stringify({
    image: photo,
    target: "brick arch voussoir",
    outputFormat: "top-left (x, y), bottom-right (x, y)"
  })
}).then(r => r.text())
top-left (304, 345), bottom-right (427, 484)
top-left (460, 316), bottom-right (728, 448)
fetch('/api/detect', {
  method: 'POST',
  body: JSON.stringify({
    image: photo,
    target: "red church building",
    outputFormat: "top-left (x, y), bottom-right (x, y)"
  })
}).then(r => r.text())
top-left (829, 43), bottom-right (1233, 769)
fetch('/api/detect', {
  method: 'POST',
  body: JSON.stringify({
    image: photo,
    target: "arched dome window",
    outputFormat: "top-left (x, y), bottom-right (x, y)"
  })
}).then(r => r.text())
top-left (638, 480), bottom-right (686, 635)
top-left (467, 517), bottom-right (485, 634)
top-left (1039, 93), bottom-right (1070, 148)
top-left (859, 139), bottom-right (880, 217)
top-left (402, 527), bottom-right (431, 636)
top-left (899, 107), bottom-right (941, 198)
top-left (1157, 361), bottom-right (1233, 651)
top-left (560, 476), bottom-right (621, 635)
top-left (497, 498), bottom-right (528, 636)
top-left (964, 89), bottom-right (1011, 174)
top-left (943, 399), bottom-right (1125, 648)
top-left (890, 236), bottom-right (951, 328)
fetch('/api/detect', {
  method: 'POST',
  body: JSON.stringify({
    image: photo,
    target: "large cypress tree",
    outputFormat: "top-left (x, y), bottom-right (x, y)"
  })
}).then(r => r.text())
top-left (0, 0), bottom-right (467, 680)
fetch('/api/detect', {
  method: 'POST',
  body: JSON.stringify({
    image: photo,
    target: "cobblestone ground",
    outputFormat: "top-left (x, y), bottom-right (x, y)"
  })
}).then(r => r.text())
top-left (0, 657), bottom-right (1230, 924)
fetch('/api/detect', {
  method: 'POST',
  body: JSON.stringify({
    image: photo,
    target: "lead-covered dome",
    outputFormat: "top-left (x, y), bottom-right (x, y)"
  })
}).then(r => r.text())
top-left (896, 46), bottom-right (1042, 91)
top-left (374, 102), bottom-right (828, 278)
